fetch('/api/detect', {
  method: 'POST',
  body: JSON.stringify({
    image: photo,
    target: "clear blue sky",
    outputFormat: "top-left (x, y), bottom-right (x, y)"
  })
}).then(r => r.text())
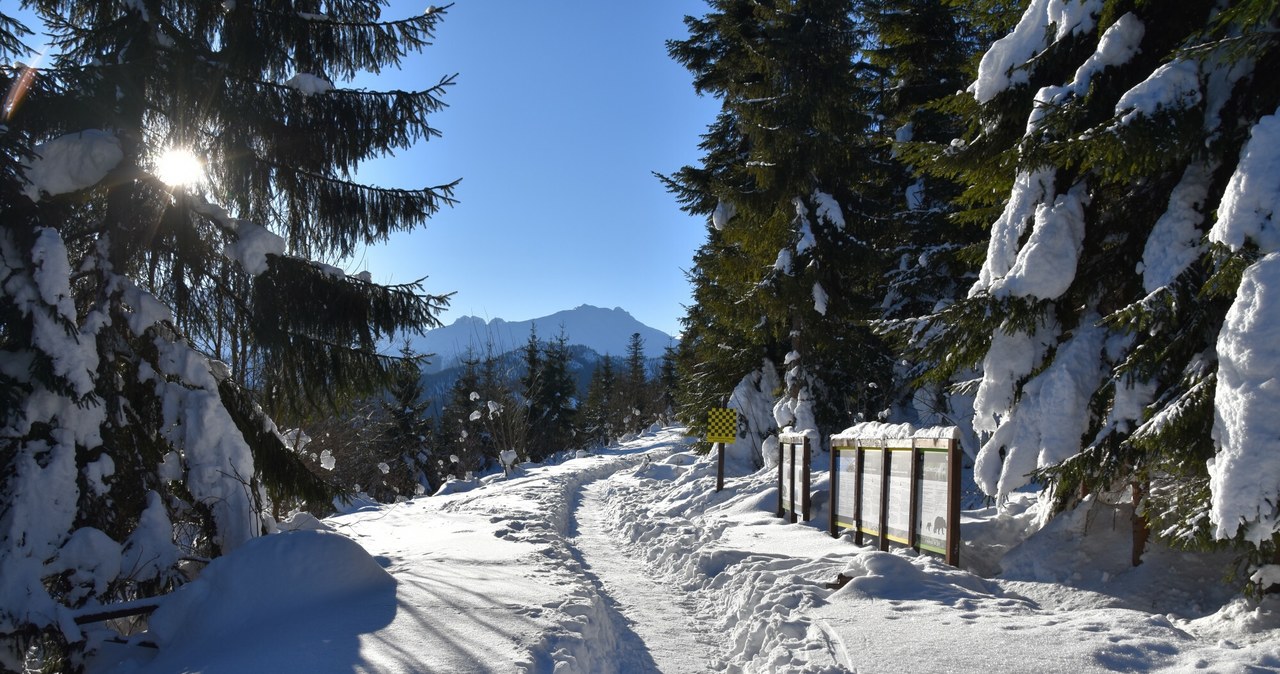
top-left (353, 1), bottom-right (720, 337)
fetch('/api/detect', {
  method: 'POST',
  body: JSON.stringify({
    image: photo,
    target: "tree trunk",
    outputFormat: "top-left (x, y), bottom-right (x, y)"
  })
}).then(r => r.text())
top-left (1131, 481), bottom-right (1150, 567)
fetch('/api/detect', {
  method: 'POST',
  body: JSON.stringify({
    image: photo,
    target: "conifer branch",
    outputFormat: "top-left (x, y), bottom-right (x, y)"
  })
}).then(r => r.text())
top-left (260, 163), bottom-right (460, 258)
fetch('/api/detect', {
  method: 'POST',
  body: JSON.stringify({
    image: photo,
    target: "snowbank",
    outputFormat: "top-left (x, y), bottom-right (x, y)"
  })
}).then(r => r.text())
top-left (98, 530), bottom-right (397, 673)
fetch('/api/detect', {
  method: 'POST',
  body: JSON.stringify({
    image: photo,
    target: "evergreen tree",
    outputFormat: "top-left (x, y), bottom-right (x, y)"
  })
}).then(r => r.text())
top-left (377, 343), bottom-right (435, 500)
top-left (859, 0), bottom-right (984, 432)
top-left (1, 1), bottom-right (455, 666)
top-left (437, 351), bottom-right (485, 478)
top-left (474, 344), bottom-right (527, 465)
top-left (904, 0), bottom-right (1280, 569)
top-left (620, 332), bottom-right (651, 434)
top-left (656, 345), bottom-right (680, 424)
top-left (527, 331), bottom-right (578, 459)
top-left (520, 324), bottom-right (541, 404)
top-left (864, 0), bottom-right (978, 320)
top-left (581, 355), bottom-right (619, 447)
top-left (285, 397), bottom-right (381, 511)
top-left (289, 343), bottom-right (434, 507)
top-left (664, 0), bottom-right (894, 450)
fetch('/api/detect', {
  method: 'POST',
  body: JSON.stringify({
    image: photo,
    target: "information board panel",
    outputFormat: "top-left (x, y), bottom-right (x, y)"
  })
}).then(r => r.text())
top-left (885, 447), bottom-right (912, 545)
top-left (828, 429), bottom-right (961, 566)
top-left (916, 447), bottom-right (950, 554)
top-left (859, 448), bottom-right (882, 537)
top-left (833, 447), bottom-right (858, 531)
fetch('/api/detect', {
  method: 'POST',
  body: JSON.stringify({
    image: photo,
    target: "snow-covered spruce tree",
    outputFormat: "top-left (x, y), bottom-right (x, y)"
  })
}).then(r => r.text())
top-left (375, 343), bottom-right (435, 501)
top-left (437, 351), bottom-right (486, 478)
top-left (664, 0), bottom-right (895, 453)
top-left (0, 1), bottom-right (453, 667)
top-left (903, 0), bottom-right (1280, 570)
top-left (861, 0), bottom-right (986, 432)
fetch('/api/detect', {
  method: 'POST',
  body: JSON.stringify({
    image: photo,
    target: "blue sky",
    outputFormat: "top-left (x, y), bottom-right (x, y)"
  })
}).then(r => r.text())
top-left (353, 1), bottom-right (720, 337)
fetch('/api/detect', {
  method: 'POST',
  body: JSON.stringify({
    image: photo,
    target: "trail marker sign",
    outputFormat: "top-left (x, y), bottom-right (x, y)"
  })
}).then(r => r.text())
top-left (708, 408), bottom-right (738, 492)
top-left (706, 408), bottom-right (738, 443)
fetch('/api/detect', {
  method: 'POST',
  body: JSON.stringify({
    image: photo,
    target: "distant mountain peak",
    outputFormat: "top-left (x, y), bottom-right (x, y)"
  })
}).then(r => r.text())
top-left (414, 305), bottom-right (674, 372)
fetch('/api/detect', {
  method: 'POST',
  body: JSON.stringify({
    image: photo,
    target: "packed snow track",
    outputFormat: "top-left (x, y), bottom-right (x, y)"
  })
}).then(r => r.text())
top-left (569, 478), bottom-right (719, 673)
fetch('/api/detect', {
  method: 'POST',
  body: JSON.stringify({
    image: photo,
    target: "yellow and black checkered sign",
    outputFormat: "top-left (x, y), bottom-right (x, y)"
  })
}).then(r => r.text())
top-left (707, 407), bottom-right (738, 443)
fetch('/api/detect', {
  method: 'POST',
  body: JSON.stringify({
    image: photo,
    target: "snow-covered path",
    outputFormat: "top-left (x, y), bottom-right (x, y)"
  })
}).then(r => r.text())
top-left (89, 428), bottom-right (1280, 673)
top-left (570, 478), bottom-right (718, 673)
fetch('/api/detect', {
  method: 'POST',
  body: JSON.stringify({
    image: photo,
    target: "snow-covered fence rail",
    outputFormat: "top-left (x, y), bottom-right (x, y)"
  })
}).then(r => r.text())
top-left (829, 427), bottom-right (962, 566)
top-left (776, 432), bottom-right (812, 522)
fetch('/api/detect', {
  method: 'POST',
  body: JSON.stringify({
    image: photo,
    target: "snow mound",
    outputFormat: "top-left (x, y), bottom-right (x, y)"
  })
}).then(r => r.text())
top-left (832, 550), bottom-right (1004, 603)
top-left (145, 530), bottom-right (393, 648)
top-left (276, 511), bottom-right (333, 532)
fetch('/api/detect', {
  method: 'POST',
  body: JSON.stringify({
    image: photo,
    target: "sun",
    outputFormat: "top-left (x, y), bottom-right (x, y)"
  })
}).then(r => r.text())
top-left (155, 147), bottom-right (204, 187)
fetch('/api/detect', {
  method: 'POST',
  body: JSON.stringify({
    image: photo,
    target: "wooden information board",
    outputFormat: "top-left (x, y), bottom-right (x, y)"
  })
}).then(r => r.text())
top-left (828, 432), bottom-right (961, 566)
top-left (776, 432), bottom-right (811, 523)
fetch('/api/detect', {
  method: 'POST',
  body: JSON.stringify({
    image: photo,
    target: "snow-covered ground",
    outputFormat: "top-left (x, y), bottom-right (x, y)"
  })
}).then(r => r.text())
top-left (91, 428), bottom-right (1280, 673)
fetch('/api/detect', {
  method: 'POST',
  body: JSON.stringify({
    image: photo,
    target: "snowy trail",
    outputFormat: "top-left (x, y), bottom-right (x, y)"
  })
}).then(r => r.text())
top-left (570, 477), bottom-right (719, 673)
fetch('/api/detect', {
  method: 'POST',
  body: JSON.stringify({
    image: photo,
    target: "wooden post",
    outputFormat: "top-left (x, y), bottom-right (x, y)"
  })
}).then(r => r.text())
top-left (907, 440), bottom-right (922, 553)
top-left (788, 441), bottom-right (798, 523)
top-left (801, 435), bottom-right (812, 521)
top-left (829, 439), bottom-right (838, 538)
top-left (776, 437), bottom-right (785, 518)
top-left (878, 441), bottom-right (891, 552)
top-left (853, 444), bottom-right (865, 546)
top-left (946, 438), bottom-right (962, 567)
top-left (716, 442), bottom-right (725, 492)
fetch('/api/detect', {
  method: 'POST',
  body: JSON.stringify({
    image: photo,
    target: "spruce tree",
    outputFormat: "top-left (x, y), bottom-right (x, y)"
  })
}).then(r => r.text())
top-left (437, 351), bottom-right (485, 478)
top-left (0, 2), bottom-right (454, 665)
top-left (864, 0), bottom-right (978, 321)
top-left (520, 324), bottom-right (541, 405)
top-left (521, 330), bottom-right (578, 460)
top-left (664, 0), bottom-right (894, 450)
top-left (905, 0), bottom-right (1280, 569)
top-left (861, 0), bottom-right (984, 431)
top-left (377, 343), bottom-right (435, 500)
top-left (533, 331), bottom-right (578, 459)
top-left (472, 344), bottom-right (528, 466)
top-left (621, 332), bottom-right (650, 434)
top-left (656, 345), bottom-right (679, 424)
top-left (581, 355), bottom-right (619, 447)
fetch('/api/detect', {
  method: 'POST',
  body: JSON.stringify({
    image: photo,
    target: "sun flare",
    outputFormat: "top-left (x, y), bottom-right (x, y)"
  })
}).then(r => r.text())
top-left (155, 147), bottom-right (204, 187)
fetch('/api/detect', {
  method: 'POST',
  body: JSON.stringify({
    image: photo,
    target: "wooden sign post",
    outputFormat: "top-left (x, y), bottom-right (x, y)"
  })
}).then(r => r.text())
top-left (707, 408), bottom-right (738, 492)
